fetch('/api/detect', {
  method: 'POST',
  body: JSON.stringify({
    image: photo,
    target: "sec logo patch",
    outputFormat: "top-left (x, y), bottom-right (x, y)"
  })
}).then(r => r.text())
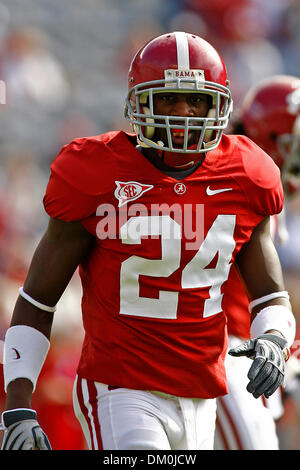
top-left (114, 181), bottom-right (154, 206)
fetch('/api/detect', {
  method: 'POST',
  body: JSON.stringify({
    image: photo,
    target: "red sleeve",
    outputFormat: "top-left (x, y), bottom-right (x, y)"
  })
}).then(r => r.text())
top-left (238, 135), bottom-right (284, 217)
top-left (43, 135), bottom-right (116, 222)
top-left (43, 171), bottom-right (99, 222)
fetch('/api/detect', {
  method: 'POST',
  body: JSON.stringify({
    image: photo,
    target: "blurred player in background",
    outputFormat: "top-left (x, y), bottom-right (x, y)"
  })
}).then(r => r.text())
top-left (215, 74), bottom-right (300, 450)
top-left (0, 33), bottom-right (296, 450)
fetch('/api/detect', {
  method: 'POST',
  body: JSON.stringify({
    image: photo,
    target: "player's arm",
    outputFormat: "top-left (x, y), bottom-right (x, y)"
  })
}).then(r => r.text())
top-left (229, 216), bottom-right (296, 399)
top-left (1, 217), bottom-right (94, 449)
top-left (235, 216), bottom-right (290, 310)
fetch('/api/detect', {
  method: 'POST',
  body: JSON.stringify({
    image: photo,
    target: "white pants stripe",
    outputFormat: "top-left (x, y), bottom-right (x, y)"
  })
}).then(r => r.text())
top-left (73, 375), bottom-right (217, 450)
top-left (215, 396), bottom-right (244, 450)
top-left (73, 376), bottom-right (103, 450)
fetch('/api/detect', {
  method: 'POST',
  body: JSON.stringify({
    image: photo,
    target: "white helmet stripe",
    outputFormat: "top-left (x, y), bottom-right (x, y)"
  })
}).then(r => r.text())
top-left (174, 31), bottom-right (190, 70)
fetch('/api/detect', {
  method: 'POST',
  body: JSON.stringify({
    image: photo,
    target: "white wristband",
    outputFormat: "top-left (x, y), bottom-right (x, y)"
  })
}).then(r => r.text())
top-left (3, 325), bottom-right (50, 393)
top-left (250, 305), bottom-right (296, 348)
top-left (248, 291), bottom-right (289, 313)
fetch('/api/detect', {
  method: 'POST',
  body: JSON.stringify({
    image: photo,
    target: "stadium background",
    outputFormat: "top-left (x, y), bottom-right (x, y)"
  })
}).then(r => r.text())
top-left (0, 0), bottom-right (299, 450)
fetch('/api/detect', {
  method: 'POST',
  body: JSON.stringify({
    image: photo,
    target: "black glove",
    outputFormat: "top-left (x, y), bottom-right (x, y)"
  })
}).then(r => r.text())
top-left (0, 408), bottom-right (51, 450)
top-left (228, 334), bottom-right (288, 399)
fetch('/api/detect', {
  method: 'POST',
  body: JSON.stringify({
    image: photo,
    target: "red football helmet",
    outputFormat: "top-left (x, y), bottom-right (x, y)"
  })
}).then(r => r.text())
top-left (124, 32), bottom-right (232, 155)
top-left (241, 75), bottom-right (300, 196)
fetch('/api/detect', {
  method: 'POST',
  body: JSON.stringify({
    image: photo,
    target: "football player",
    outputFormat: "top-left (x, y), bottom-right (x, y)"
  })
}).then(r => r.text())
top-left (0, 33), bottom-right (296, 450)
top-left (214, 74), bottom-right (300, 450)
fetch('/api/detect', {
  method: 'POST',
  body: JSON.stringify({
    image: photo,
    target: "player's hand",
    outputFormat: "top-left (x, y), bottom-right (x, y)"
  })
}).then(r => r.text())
top-left (228, 334), bottom-right (288, 399)
top-left (0, 408), bottom-right (51, 450)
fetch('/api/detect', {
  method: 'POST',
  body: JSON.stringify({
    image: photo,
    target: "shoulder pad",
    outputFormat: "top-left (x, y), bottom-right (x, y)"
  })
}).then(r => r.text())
top-left (51, 132), bottom-right (120, 196)
top-left (238, 135), bottom-right (281, 189)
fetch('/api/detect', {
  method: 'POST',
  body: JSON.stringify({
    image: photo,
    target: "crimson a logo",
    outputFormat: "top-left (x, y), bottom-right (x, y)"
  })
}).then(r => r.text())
top-left (174, 182), bottom-right (186, 195)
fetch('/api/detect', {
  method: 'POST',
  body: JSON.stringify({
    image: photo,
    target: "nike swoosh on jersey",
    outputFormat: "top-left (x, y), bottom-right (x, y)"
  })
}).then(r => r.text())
top-left (206, 186), bottom-right (233, 196)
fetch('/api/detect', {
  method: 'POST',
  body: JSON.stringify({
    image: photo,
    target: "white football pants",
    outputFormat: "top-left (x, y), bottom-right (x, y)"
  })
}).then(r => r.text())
top-left (214, 336), bottom-right (282, 450)
top-left (73, 376), bottom-right (217, 450)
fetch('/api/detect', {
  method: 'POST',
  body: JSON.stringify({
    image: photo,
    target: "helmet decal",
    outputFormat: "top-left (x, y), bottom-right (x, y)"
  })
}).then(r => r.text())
top-left (175, 31), bottom-right (190, 68)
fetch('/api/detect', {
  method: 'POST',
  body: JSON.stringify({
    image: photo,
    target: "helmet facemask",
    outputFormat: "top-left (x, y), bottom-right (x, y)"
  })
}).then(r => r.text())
top-left (125, 76), bottom-right (232, 154)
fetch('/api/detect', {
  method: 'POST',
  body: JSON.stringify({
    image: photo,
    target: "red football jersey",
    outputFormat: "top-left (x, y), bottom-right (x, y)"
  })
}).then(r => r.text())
top-left (43, 131), bottom-right (283, 398)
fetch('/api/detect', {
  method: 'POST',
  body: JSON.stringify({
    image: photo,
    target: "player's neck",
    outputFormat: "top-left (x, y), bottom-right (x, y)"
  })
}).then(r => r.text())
top-left (139, 146), bottom-right (205, 179)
